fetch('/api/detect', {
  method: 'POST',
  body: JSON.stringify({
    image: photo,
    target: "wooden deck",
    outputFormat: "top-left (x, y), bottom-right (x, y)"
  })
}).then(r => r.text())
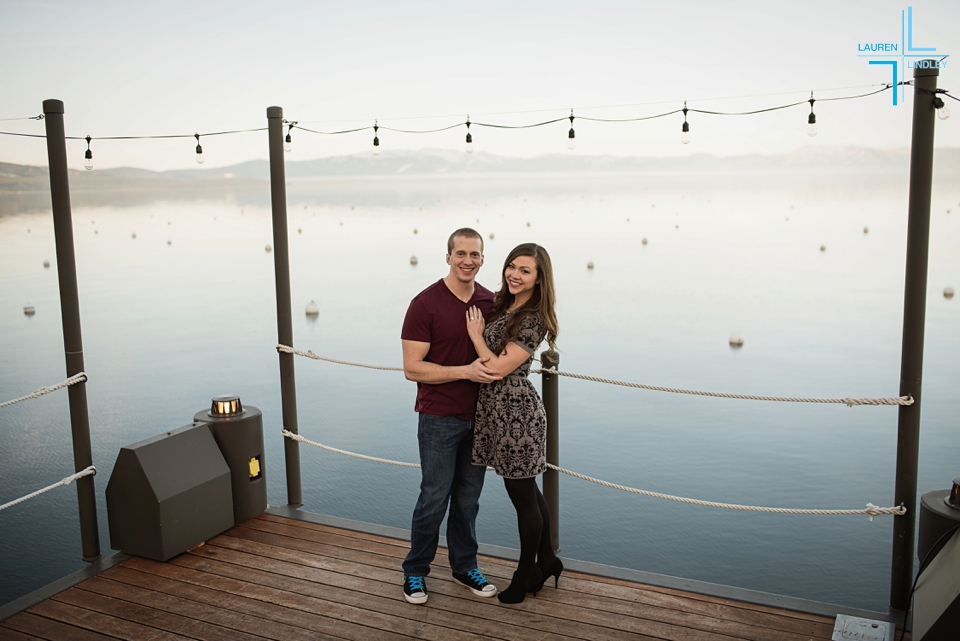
top-left (0, 513), bottom-right (902, 640)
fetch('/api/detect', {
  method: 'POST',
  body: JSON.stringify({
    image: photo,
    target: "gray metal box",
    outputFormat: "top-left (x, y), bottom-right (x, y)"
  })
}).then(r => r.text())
top-left (106, 422), bottom-right (234, 561)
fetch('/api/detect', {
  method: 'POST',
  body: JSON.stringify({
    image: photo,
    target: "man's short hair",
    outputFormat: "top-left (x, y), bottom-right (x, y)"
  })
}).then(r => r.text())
top-left (447, 228), bottom-right (484, 254)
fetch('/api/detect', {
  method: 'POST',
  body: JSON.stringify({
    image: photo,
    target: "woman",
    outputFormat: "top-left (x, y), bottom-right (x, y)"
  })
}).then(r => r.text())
top-left (465, 242), bottom-right (562, 604)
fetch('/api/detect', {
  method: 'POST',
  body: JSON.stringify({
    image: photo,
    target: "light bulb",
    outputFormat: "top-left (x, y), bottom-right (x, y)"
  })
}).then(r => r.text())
top-left (372, 122), bottom-right (380, 156)
top-left (194, 133), bottom-right (204, 164)
top-left (465, 132), bottom-right (473, 153)
top-left (937, 104), bottom-right (951, 120)
top-left (807, 112), bottom-right (817, 137)
top-left (567, 129), bottom-right (576, 150)
top-left (83, 135), bottom-right (93, 170)
top-left (284, 133), bottom-right (292, 153)
top-left (681, 121), bottom-right (691, 145)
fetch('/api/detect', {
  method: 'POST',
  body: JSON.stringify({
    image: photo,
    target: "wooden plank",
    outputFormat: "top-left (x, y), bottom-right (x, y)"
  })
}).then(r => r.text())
top-left (218, 524), bottom-right (831, 641)
top-left (108, 561), bottom-right (578, 641)
top-left (236, 519), bottom-right (835, 639)
top-left (74, 576), bottom-right (278, 641)
top-left (0, 616), bottom-right (91, 641)
top-left (26, 598), bottom-right (191, 641)
top-left (0, 627), bottom-right (44, 641)
top-left (200, 533), bottom-right (766, 641)
top-left (169, 548), bottom-right (660, 641)
top-left (116, 555), bottom-right (494, 641)
top-left (251, 515), bottom-right (837, 633)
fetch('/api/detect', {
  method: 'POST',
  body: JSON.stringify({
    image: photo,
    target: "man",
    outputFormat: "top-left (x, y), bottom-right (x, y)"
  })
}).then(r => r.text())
top-left (400, 228), bottom-right (500, 604)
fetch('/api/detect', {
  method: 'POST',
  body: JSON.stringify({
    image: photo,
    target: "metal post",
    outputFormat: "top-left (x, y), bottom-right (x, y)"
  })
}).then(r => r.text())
top-left (42, 99), bottom-right (101, 561)
top-left (541, 349), bottom-right (560, 552)
top-left (890, 62), bottom-right (939, 613)
top-left (267, 106), bottom-right (302, 507)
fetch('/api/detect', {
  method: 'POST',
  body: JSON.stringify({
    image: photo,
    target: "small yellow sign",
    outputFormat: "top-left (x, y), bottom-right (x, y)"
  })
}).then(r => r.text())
top-left (248, 456), bottom-right (261, 479)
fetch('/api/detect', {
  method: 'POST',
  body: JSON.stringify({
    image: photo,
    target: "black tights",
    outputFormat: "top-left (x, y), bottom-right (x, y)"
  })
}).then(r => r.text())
top-left (502, 477), bottom-right (556, 571)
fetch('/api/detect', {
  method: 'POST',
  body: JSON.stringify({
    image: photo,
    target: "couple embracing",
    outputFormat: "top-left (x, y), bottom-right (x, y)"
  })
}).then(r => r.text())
top-left (400, 227), bottom-right (562, 605)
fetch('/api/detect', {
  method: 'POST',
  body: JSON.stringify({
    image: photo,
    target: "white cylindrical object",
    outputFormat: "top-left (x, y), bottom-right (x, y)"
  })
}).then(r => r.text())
top-left (305, 300), bottom-right (319, 316)
top-left (43, 260), bottom-right (50, 268)
top-left (729, 332), bottom-right (744, 347)
top-left (641, 238), bottom-right (648, 245)
top-left (945, 287), bottom-right (955, 299)
top-left (587, 261), bottom-right (594, 270)
top-left (265, 245), bottom-right (272, 253)
top-left (863, 227), bottom-right (869, 234)
top-left (23, 304), bottom-right (35, 316)
top-left (820, 245), bottom-right (826, 252)
top-left (410, 256), bottom-right (418, 265)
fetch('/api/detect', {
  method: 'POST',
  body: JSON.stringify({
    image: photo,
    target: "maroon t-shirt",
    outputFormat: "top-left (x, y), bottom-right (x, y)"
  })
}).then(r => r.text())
top-left (401, 279), bottom-right (496, 420)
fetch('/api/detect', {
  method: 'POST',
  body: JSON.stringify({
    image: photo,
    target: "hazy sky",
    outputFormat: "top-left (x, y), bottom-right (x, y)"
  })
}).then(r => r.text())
top-left (2, 0), bottom-right (957, 171)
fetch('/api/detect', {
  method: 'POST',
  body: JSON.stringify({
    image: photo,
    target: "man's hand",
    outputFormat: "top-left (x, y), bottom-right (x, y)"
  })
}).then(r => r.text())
top-left (464, 356), bottom-right (501, 383)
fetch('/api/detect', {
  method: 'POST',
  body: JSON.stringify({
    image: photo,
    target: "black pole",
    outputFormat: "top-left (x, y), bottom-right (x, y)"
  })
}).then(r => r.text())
top-left (42, 99), bottom-right (101, 562)
top-left (267, 106), bottom-right (302, 507)
top-left (541, 349), bottom-right (560, 552)
top-left (889, 62), bottom-right (939, 613)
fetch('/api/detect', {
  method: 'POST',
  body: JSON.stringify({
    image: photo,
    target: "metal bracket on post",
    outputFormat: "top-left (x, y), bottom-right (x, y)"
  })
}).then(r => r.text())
top-left (267, 106), bottom-right (302, 507)
top-left (541, 349), bottom-right (560, 552)
top-left (42, 99), bottom-right (101, 562)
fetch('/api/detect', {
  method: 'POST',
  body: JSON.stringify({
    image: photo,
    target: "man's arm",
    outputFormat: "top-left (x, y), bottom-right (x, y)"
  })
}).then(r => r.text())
top-left (402, 339), bottom-right (502, 384)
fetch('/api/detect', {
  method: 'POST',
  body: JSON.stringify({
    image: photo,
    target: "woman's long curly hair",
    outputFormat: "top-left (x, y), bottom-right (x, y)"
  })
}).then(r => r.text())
top-left (491, 243), bottom-right (558, 353)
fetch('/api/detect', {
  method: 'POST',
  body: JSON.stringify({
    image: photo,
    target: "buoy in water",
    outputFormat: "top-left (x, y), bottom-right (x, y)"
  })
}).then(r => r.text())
top-left (641, 238), bottom-right (648, 245)
top-left (410, 256), bottom-right (418, 265)
top-left (587, 261), bottom-right (594, 269)
top-left (265, 244), bottom-right (272, 252)
top-left (863, 227), bottom-right (869, 234)
top-left (305, 300), bottom-right (319, 316)
top-left (43, 260), bottom-right (50, 268)
top-left (945, 287), bottom-right (955, 299)
top-left (729, 332), bottom-right (744, 347)
top-left (23, 304), bottom-right (35, 316)
top-left (820, 245), bottom-right (826, 252)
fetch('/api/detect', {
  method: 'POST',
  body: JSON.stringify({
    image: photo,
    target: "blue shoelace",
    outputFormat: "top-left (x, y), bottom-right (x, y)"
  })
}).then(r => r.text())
top-left (406, 576), bottom-right (425, 591)
top-left (466, 568), bottom-right (486, 584)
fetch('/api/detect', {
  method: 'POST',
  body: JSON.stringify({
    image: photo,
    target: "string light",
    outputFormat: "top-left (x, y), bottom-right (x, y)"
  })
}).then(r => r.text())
top-left (285, 121), bottom-right (297, 152)
top-left (933, 96), bottom-right (951, 120)
top-left (567, 109), bottom-right (576, 150)
top-left (194, 133), bottom-right (204, 164)
top-left (681, 102), bottom-right (691, 145)
top-left (372, 121), bottom-right (381, 156)
top-left (83, 135), bottom-right (93, 170)
top-left (807, 92), bottom-right (818, 137)
top-left (465, 117), bottom-right (473, 154)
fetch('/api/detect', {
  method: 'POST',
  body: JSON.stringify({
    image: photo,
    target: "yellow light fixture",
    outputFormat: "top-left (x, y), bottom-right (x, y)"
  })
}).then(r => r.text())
top-left (211, 394), bottom-right (243, 417)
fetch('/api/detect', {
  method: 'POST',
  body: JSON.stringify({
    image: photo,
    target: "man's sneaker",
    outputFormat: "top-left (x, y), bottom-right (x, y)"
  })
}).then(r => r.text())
top-left (403, 576), bottom-right (428, 604)
top-left (452, 568), bottom-right (497, 597)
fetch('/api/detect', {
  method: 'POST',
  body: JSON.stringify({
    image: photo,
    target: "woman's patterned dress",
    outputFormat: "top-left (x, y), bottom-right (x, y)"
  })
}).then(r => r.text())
top-left (472, 310), bottom-right (547, 478)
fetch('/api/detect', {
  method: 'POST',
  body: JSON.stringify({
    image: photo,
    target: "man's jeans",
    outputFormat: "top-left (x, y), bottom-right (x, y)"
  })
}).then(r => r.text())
top-left (402, 413), bottom-right (486, 577)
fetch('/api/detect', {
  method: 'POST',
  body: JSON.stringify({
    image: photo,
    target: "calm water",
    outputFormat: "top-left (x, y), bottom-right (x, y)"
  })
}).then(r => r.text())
top-left (1, 170), bottom-right (958, 611)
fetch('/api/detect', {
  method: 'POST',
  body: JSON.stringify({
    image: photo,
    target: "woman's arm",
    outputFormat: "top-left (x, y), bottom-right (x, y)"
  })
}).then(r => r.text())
top-left (466, 306), bottom-right (533, 378)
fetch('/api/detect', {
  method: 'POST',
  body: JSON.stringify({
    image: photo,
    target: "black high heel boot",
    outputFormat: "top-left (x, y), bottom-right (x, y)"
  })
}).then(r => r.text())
top-left (497, 565), bottom-right (543, 604)
top-left (535, 558), bottom-right (563, 591)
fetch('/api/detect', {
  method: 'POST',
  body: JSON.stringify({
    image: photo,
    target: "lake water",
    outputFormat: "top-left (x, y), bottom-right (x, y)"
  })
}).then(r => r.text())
top-left (1, 169), bottom-right (958, 611)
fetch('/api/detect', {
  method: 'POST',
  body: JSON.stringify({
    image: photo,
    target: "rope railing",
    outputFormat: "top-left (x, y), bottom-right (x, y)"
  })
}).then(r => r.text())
top-left (0, 373), bottom-right (88, 410)
top-left (0, 466), bottom-right (97, 512)
top-left (281, 429), bottom-right (904, 520)
top-left (276, 345), bottom-right (912, 407)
